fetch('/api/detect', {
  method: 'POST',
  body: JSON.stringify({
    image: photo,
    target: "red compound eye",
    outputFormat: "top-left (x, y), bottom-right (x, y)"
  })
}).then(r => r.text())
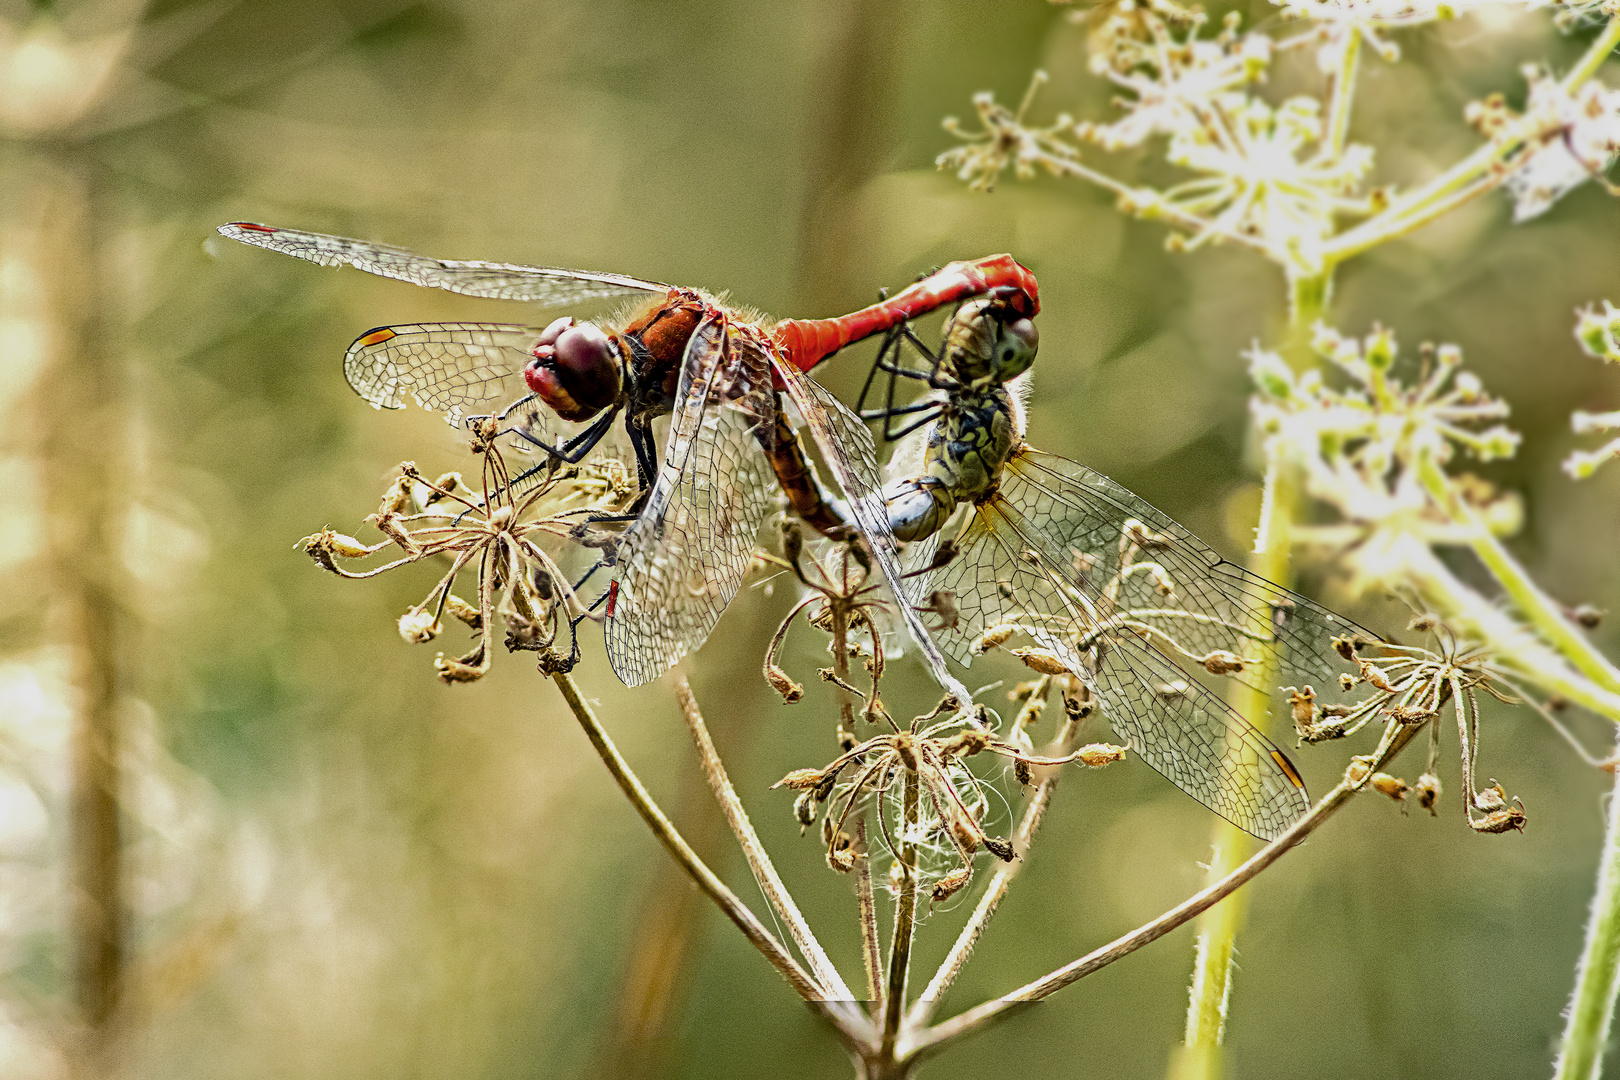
top-left (523, 320), bottom-right (621, 422)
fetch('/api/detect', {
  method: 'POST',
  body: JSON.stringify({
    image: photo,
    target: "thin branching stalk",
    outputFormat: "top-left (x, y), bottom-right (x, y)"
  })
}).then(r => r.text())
top-left (548, 670), bottom-right (870, 1045)
top-left (909, 677), bottom-right (1063, 1024)
top-left (1323, 15), bottom-right (1620, 264)
top-left (1176, 293), bottom-right (1316, 1078)
top-left (907, 724), bottom-right (1423, 1064)
top-left (881, 768), bottom-right (921, 1060)
top-left (1554, 742), bottom-right (1620, 1080)
top-left (673, 675), bottom-right (853, 1000)
top-left (856, 815), bottom-right (885, 1004)
top-left (1323, 27), bottom-right (1361, 159)
top-left (1414, 453), bottom-right (1620, 698)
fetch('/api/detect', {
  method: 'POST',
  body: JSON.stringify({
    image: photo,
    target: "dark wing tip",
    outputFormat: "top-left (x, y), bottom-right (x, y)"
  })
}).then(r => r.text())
top-left (220, 222), bottom-right (276, 236)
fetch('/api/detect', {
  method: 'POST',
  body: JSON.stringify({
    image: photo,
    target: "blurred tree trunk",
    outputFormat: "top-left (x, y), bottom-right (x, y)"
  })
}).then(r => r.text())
top-left (23, 151), bottom-right (130, 1073)
top-left (795, 0), bottom-right (911, 312)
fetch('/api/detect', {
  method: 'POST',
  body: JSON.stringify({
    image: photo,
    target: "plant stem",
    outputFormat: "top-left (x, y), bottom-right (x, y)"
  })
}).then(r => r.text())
top-left (856, 815), bottom-right (885, 1004)
top-left (548, 670), bottom-right (869, 1044)
top-left (1414, 453), bottom-right (1620, 699)
top-left (881, 767), bottom-right (921, 1061)
top-left (908, 725), bottom-right (1421, 1063)
top-left (909, 678), bottom-right (1062, 1025)
top-left (1554, 741), bottom-right (1620, 1080)
top-left (673, 675), bottom-right (854, 1001)
top-left (1173, 269), bottom-right (1322, 1080)
top-left (1323, 27), bottom-right (1361, 158)
top-left (1322, 14), bottom-right (1620, 264)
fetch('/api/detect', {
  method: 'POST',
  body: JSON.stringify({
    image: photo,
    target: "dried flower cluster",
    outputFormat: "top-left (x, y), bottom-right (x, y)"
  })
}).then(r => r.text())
top-left (300, 433), bottom-right (636, 683)
top-left (1290, 617), bottom-right (1529, 831)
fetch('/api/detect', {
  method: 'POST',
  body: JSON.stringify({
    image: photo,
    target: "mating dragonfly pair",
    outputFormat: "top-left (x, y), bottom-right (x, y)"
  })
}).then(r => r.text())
top-left (221, 223), bottom-right (1360, 840)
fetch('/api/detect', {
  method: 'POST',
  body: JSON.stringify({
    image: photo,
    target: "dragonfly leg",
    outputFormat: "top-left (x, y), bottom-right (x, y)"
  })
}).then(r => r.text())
top-left (624, 414), bottom-right (659, 491)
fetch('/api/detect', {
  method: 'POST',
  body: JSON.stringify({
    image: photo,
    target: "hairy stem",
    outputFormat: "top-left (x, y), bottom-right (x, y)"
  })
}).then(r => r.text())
top-left (910, 725), bottom-right (1421, 1062)
top-left (1415, 453), bottom-right (1620, 700)
top-left (1173, 270), bottom-right (1321, 1079)
top-left (1553, 740), bottom-right (1620, 1080)
top-left (673, 675), bottom-right (854, 1000)
top-left (548, 671), bottom-right (868, 1044)
top-left (1323, 27), bottom-right (1361, 159)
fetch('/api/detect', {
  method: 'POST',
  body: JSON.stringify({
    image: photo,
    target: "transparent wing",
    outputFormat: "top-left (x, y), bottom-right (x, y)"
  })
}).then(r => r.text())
top-left (220, 222), bottom-right (668, 306)
top-left (907, 450), bottom-right (1321, 839)
top-left (343, 322), bottom-right (539, 424)
top-left (1004, 449), bottom-right (1369, 693)
top-left (774, 359), bottom-right (973, 707)
top-left (605, 314), bottom-right (776, 686)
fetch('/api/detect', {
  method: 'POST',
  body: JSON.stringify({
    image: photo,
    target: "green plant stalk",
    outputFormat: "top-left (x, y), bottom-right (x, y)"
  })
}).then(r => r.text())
top-left (1323, 14), bottom-right (1620, 264)
top-left (1553, 749), bottom-right (1620, 1080)
top-left (1385, 535), bottom-right (1620, 723)
top-left (1172, 272), bottom-right (1326, 1080)
top-left (1414, 453), bottom-right (1620, 698)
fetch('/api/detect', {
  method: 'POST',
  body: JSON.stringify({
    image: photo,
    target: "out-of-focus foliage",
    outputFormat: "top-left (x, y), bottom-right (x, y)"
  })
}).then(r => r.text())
top-left (2, 1), bottom-right (1619, 1078)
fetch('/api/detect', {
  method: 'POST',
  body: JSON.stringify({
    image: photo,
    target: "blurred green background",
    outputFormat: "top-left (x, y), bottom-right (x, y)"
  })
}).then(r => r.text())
top-left (4, 0), bottom-right (1620, 1077)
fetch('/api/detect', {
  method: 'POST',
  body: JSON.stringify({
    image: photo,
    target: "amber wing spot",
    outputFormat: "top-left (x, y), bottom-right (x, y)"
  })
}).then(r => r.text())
top-left (1270, 748), bottom-right (1306, 790)
top-left (357, 327), bottom-right (399, 347)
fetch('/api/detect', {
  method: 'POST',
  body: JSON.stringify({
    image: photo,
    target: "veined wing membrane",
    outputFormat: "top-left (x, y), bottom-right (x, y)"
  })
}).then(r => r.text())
top-left (907, 455), bottom-right (1310, 839)
top-left (344, 322), bottom-right (539, 424)
top-left (1005, 449), bottom-right (1368, 693)
top-left (219, 223), bottom-right (667, 306)
top-left (773, 361), bottom-right (973, 707)
top-left (605, 315), bottom-right (776, 685)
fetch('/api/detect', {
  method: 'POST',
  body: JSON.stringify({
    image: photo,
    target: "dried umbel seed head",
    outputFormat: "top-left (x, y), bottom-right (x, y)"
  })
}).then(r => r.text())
top-left (1472, 801), bottom-right (1527, 834)
top-left (973, 624), bottom-right (1018, 654)
top-left (941, 728), bottom-right (993, 759)
top-left (1415, 772), bottom-right (1442, 815)
top-left (444, 594), bottom-right (482, 629)
top-left (794, 791), bottom-right (817, 831)
top-left (1063, 689), bottom-right (1094, 721)
top-left (950, 813), bottom-right (987, 854)
top-left (765, 663), bottom-right (805, 704)
top-left (983, 837), bottom-right (1016, 862)
top-left (398, 610), bottom-right (440, 643)
top-left (1076, 742), bottom-right (1129, 767)
top-left (1202, 650), bottom-right (1246, 676)
top-left (1333, 636), bottom-right (1359, 662)
top-left (774, 768), bottom-right (828, 791)
top-left (1339, 673), bottom-right (1357, 692)
top-left (1371, 773), bottom-right (1410, 803)
top-left (1288, 686), bottom-right (1317, 727)
top-left (1571, 604), bottom-right (1606, 629)
top-left (1015, 759), bottom-right (1032, 785)
top-left (932, 867), bottom-right (974, 903)
top-left (1408, 613), bottom-right (1440, 634)
top-left (1346, 757), bottom-right (1374, 785)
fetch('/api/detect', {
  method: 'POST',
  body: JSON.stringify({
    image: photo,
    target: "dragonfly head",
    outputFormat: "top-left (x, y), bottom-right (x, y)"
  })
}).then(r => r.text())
top-left (943, 293), bottom-right (1039, 388)
top-left (524, 317), bottom-right (623, 422)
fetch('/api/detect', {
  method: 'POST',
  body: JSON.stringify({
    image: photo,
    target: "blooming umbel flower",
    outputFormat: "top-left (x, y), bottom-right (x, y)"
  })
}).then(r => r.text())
top-left (1251, 326), bottom-right (1522, 591)
top-left (300, 438), bottom-right (636, 682)
top-left (1491, 68), bottom-right (1620, 221)
top-left (1566, 300), bottom-right (1620, 478)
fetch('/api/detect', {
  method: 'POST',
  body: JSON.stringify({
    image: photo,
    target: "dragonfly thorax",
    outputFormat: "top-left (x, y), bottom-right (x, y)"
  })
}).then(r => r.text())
top-left (885, 388), bottom-right (1016, 542)
top-left (523, 317), bottom-right (623, 422)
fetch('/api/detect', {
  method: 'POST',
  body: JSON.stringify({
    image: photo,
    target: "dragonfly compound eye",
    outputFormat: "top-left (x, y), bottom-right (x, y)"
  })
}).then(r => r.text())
top-left (524, 321), bottom-right (622, 422)
top-left (993, 317), bottom-right (1038, 382)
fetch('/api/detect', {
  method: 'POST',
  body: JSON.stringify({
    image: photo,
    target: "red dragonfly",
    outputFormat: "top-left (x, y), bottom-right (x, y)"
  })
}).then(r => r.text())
top-left (219, 222), bottom-right (1038, 697)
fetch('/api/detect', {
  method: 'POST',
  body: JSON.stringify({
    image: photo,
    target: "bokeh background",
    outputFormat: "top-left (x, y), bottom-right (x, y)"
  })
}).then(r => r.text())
top-left (4, 1), bottom-right (1620, 1077)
